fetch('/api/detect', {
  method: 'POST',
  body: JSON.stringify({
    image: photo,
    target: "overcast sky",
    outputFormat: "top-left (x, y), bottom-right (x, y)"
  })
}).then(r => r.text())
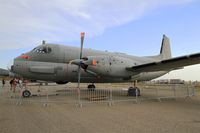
top-left (0, 0), bottom-right (200, 81)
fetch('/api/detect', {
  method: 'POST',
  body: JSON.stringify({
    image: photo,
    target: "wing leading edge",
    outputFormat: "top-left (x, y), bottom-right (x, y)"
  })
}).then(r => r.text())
top-left (126, 53), bottom-right (200, 73)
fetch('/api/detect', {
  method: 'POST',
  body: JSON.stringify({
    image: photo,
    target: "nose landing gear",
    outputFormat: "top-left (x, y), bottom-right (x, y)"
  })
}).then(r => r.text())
top-left (22, 90), bottom-right (31, 98)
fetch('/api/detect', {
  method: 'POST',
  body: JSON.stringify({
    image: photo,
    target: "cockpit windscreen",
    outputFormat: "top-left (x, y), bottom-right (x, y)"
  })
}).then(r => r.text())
top-left (32, 46), bottom-right (52, 54)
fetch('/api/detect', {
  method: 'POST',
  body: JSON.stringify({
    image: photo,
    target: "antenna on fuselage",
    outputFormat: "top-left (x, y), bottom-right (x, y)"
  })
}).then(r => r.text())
top-left (42, 40), bottom-right (46, 45)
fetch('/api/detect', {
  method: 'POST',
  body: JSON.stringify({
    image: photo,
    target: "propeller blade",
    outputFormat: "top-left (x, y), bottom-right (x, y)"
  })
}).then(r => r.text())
top-left (84, 69), bottom-right (97, 76)
top-left (77, 32), bottom-right (85, 106)
top-left (70, 59), bottom-right (82, 65)
top-left (80, 32), bottom-right (85, 59)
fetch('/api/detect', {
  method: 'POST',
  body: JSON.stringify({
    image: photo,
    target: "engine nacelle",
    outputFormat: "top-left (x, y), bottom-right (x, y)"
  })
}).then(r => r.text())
top-left (82, 56), bottom-right (136, 78)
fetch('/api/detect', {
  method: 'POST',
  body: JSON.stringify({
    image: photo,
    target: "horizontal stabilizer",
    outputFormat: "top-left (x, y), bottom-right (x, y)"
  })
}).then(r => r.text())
top-left (126, 53), bottom-right (200, 73)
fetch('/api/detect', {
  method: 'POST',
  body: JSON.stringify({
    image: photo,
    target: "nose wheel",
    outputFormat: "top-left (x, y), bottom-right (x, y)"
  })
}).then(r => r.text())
top-left (22, 90), bottom-right (31, 98)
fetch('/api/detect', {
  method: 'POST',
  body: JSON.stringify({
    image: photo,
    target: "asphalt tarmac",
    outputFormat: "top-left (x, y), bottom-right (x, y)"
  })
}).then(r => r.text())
top-left (0, 83), bottom-right (200, 133)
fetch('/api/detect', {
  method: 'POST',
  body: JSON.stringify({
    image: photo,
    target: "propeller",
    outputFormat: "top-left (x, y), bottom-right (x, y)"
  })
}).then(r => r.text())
top-left (69, 33), bottom-right (98, 77)
top-left (77, 32), bottom-right (85, 105)
top-left (70, 57), bottom-right (98, 76)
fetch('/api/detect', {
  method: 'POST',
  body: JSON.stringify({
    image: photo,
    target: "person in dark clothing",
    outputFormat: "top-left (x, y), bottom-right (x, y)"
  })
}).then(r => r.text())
top-left (10, 79), bottom-right (14, 90)
top-left (2, 78), bottom-right (5, 87)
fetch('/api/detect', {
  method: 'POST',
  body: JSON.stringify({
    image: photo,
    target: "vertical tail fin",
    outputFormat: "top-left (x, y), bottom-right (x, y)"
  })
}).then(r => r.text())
top-left (160, 34), bottom-right (171, 60)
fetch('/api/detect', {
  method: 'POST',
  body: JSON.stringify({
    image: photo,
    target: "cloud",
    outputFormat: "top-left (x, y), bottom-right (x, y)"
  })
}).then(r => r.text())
top-left (0, 0), bottom-right (195, 49)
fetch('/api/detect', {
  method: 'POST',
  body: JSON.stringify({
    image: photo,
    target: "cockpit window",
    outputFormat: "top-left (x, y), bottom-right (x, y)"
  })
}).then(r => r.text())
top-left (32, 46), bottom-right (52, 54)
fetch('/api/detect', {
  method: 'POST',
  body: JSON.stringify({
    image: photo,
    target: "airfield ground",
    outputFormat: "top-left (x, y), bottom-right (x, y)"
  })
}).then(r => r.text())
top-left (0, 83), bottom-right (200, 133)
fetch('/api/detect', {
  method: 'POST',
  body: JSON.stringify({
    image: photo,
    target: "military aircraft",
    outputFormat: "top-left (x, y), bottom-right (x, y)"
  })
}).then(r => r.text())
top-left (1, 33), bottom-right (200, 97)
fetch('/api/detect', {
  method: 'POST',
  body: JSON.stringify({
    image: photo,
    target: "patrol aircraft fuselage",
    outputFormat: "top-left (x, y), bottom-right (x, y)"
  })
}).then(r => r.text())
top-left (6, 35), bottom-right (200, 85)
top-left (12, 45), bottom-right (167, 84)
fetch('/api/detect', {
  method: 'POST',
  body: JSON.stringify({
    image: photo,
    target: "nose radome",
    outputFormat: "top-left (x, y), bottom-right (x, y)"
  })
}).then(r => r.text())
top-left (7, 59), bottom-right (14, 72)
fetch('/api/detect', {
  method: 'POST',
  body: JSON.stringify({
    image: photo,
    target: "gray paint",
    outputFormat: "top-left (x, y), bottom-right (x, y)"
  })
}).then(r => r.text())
top-left (6, 35), bottom-right (200, 83)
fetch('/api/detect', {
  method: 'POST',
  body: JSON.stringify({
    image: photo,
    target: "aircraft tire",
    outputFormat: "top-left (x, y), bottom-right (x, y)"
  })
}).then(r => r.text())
top-left (22, 90), bottom-right (31, 98)
top-left (88, 84), bottom-right (96, 91)
top-left (128, 87), bottom-right (140, 96)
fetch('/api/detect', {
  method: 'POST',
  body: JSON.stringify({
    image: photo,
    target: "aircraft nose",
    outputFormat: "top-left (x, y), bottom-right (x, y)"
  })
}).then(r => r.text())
top-left (7, 59), bottom-right (14, 72)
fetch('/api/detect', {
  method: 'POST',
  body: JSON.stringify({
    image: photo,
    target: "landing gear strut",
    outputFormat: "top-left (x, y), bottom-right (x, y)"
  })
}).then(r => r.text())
top-left (88, 84), bottom-right (96, 91)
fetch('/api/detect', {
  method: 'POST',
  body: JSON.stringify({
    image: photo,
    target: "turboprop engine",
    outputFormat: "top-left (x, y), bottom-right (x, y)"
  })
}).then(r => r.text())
top-left (71, 55), bottom-right (136, 78)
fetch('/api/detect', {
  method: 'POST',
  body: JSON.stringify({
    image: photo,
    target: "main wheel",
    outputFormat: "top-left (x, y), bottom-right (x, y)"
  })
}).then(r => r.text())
top-left (128, 87), bottom-right (140, 96)
top-left (88, 84), bottom-right (96, 91)
top-left (22, 90), bottom-right (31, 98)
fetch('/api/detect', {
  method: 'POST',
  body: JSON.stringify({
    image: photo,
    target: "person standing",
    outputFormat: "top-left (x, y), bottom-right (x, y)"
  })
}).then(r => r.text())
top-left (2, 78), bottom-right (5, 87)
top-left (12, 79), bottom-right (17, 93)
top-left (18, 78), bottom-right (23, 88)
top-left (10, 79), bottom-right (14, 90)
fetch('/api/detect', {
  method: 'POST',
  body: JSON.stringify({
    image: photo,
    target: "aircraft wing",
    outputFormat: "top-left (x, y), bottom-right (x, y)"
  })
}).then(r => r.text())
top-left (0, 68), bottom-right (9, 76)
top-left (126, 53), bottom-right (200, 73)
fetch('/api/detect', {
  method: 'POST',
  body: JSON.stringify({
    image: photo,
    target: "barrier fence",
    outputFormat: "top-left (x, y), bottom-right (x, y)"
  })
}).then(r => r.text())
top-left (0, 82), bottom-right (196, 107)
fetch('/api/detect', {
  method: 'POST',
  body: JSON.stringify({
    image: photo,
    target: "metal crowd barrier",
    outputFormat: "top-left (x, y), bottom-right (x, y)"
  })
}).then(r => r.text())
top-left (0, 82), bottom-right (196, 107)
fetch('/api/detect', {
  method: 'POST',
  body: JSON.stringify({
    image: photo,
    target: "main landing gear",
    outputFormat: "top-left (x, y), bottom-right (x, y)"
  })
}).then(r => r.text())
top-left (128, 87), bottom-right (140, 96)
top-left (87, 84), bottom-right (96, 91)
top-left (127, 80), bottom-right (141, 97)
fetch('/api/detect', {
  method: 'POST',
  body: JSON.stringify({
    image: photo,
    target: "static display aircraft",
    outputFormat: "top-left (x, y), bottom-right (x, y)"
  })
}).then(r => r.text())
top-left (1, 33), bottom-right (200, 97)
